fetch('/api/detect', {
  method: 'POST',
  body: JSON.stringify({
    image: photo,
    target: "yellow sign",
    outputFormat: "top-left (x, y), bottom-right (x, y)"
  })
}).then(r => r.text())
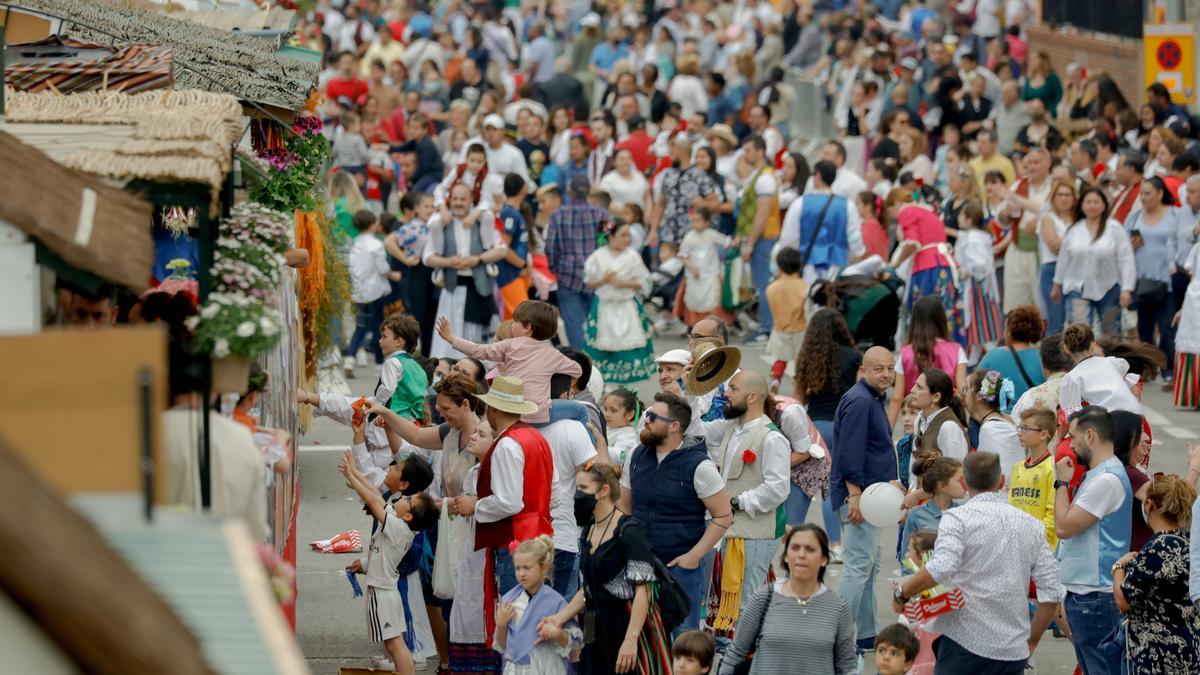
top-left (1144, 23), bottom-right (1196, 104)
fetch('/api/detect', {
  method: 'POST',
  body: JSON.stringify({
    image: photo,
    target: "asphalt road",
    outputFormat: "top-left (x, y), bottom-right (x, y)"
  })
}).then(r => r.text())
top-left (296, 333), bottom-right (1198, 674)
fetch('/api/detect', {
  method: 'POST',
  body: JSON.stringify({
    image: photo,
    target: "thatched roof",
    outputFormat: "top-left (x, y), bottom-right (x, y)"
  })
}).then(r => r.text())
top-left (1, 88), bottom-right (244, 192)
top-left (8, 0), bottom-right (317, 110)
top-left (6, 36), bottom-right (174, 94)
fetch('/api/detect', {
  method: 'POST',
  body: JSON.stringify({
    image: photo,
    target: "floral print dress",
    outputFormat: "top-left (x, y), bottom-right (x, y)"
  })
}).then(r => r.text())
top-left (658, 166), bottom-right (715, 245)
top-left (1121, 529), bottom-right (1200, 674)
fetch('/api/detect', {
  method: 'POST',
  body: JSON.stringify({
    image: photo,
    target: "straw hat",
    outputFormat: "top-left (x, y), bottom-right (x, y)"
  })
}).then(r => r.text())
top-left (707, 124), bottom-right (737, 148)
top-left (474, 376), bottom-right (539, 415)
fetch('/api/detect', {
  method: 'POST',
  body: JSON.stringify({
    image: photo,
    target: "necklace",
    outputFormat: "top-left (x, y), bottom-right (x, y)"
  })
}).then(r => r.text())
top-left (782, 583), bottom-right (820, 615)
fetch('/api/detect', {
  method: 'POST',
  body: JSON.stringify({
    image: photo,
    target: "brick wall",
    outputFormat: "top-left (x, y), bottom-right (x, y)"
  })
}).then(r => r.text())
top-left (1027, 25), bottom-right (1143, 107)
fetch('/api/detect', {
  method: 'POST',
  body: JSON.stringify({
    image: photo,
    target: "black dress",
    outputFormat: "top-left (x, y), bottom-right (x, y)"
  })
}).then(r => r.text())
top-left (579, 515), bottom-right (671, 675)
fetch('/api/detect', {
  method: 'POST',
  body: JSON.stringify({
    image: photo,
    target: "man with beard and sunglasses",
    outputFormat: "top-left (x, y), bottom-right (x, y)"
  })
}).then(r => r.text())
top-left (688, 371), bottom-right (790, 632)
top-left (1053, 406), bottom-right (1133, 675)
top-left (616, 392), bottom-right (733, 635)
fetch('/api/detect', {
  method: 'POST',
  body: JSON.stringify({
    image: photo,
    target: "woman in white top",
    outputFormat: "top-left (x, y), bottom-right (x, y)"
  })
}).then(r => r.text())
top-left (1038, 179), bottom-right (1076, 335)
top-left (1059, 322), bottom-right (1143, 416)
top-left (666, 54), bottom-right (708, 119)
top-left (965, 370), bottom-right (1022, 482)
top-left (548, 106), bottom-right (574, 168)
top-left (778, 152), bottom-right (811, 213)
top-left (1051, 185), bottom-right (1136, 338)
top-left (599, 148), bottom-right (650, 211)
top-left (907, 367), bottom-right (970, 487)
top-left (898, 127), bottom-right (935, 187)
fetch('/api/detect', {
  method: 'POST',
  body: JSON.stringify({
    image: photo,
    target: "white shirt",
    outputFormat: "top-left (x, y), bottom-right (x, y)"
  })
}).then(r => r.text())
top-left (978, 417), bottom-right (1022, 483)
top-left (599, 170), bottom-right (650, 208)
top-left (667, 75), bottom-right (709, 119)
top-left (475, 436), bottom-right (525, 523)
top-left (1052, 220), bottom-right (1137, 300)
top-left (539, 420), bottom-right (598, 553)
top-left (761, 126), bottom-right (785, 159)
top-left (365, 510), bottom-right (415, 589)
top-left (1038, 212), bottom-right (1070, 263)
top-left (1063, 471), bottom-right (1127, 594)
top-left (739, 169), bottom-right (777, 202)
top-left (162, 409), bottom-right (267, 542)
top-left (924, 493), bottom-right (1064, 661)
top-left (457, 139), bottom-right (533, 187)
top-left (912, 407), bottom-right (970, 485)
top-left (1059, 356), bottom-right (1143, 416)
top-left (777, 403), bottom-right (821, 459)
top-left (693, 415), bottom-right (791, 516)
top-left (804, 169), bottom-right (868, 199)
top-left (780, 192), bottom-right (865, 282)
top-left (433, 168), bottom-right (505, 210)
top-left (349, 234), bottom-right (391, 303)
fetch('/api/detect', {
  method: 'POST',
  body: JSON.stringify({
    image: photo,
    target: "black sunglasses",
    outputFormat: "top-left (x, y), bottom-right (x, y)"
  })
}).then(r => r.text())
top-left (644, 411), bottom-right (676, 425)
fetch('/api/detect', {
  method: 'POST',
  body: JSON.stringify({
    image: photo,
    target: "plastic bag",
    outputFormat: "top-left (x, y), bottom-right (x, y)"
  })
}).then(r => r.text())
top-left (432, 507), bottom-right (456, 599)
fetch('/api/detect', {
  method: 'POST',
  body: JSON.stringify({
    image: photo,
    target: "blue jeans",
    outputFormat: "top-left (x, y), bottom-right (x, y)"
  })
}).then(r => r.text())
top-left (492, 548), bottom-right (519, 596)
top-left (344, 298), bottom-right (385, 363)
top-left (810, 419), bottom-right (843, 543)
top-left (1065, 285), bottom-right (1122, 338)
top-left (667, 562), bottom-right (705, 636)
top-left (552, 549), bottom-right (579, 600)
top-left (1040, 262), bottom-right (1064, 336)
top-left (785, 485), bottom-right (842, 542)
top-left (556, 286), bottom-right (592, 348)
top-left (1064, 591), bottom-right (1123, 675)
top-left (837, 503), bottom-right (882, 642)
top-left (751, 238), bottom-right (777, 334)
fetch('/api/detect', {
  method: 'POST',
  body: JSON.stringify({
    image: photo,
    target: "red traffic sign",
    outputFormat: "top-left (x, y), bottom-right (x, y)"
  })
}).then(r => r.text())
top-left (1158, 40), bottom-right (1183, 69)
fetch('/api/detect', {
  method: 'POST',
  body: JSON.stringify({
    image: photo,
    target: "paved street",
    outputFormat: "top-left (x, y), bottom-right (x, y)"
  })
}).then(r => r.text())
top-left (296, 334), bottom-right (1198, 674)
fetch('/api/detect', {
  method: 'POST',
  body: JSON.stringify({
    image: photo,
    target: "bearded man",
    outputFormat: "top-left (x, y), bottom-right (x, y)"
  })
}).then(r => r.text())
top-left (616, 391), bottom-right (733, 635)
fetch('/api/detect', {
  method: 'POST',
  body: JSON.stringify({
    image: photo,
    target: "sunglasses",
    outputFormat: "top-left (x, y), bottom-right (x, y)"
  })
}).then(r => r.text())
top-left (643, 410), bottom-right (676, 425)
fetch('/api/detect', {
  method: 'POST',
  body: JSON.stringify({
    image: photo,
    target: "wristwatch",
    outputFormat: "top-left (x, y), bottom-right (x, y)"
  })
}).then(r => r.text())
top-left (1054, 479), bottom-right (1070, 490)
top-left (893, 586), bottom-right (908, 604)
top-left (730, 496), bottom-right (741, 513)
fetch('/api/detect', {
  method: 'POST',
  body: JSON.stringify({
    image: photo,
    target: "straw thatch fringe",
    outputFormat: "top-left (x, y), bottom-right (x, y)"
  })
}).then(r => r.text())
top-left (10, 0), bottom-right (317, 110)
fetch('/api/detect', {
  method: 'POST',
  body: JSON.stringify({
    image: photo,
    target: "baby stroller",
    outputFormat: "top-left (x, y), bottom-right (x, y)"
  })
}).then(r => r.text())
top-left (811, 261), bottom-right (905, 351)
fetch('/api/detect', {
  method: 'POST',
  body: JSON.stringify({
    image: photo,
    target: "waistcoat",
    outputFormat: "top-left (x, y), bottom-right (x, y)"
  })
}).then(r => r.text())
top-left (1057, 456), bottom-right (1132, 588)
top-left (442, 219), bottom-right (493, 297)
top-left (475, 422), bottom-right (554, 550)
top-left (915, 407), bottom-right (965, 456)
top-left (629, 437), bottom-right (710, 562)
top-left (799, 194), bottom-right (850, 268)
top-left (722, 418), bottom-right (786, 540)
top-left (736, 166), bottom-right (782, 240)
top-left (382, 352), bottom-right (429, 420)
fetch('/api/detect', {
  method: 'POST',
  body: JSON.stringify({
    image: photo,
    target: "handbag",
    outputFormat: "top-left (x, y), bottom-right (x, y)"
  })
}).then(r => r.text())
top-left (1133, 278), bottom-right (1168, 306)
top-left (651, 556), bottom-right (692, 635)
top-left (729, 586), bottom-right (773, 675)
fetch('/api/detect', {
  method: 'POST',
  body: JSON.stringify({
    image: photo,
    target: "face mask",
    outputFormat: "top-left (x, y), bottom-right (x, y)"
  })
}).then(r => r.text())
top-left (574, 490), bottom-right (597, 526)
top-left (1141, 501), bottom-right (1150, 524)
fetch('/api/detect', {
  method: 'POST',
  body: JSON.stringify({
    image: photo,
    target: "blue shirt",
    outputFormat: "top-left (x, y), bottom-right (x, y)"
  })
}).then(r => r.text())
top-left (1126, 207), bottom-right (1182, 284)
top-left (831, 379), bottom-right (898, 510)
top-left (589, 42), bottom-right (629, 74)
top-left (707, 91), bottom-right (739, 127)
top-left (557, 160), bottom-right (589, 192)
top-left (978, 346), bottom-right (1045, 404)
top-left (496, 204), bottom-right (528, 287)
top-left (900, 499), bottom-right (948, 563)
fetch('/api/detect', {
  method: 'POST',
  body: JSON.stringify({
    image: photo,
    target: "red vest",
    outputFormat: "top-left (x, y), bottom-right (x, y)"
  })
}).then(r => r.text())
top-left (1113, 180), bottom-right (1142, 224)
top-left (475, 422), bottom-right (554, 550)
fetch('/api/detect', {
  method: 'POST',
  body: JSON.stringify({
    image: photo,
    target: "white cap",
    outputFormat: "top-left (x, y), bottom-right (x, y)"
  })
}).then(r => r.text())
top-left (655, 349), bottom-right (691, 366)
top-left (580, 12), bottom-right (601, 28)
top-left (483, 113), bottom-right (505, 129)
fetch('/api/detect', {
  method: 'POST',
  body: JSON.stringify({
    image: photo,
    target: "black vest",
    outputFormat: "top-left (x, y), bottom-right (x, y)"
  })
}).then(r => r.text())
top-left (630, 437), bottom-right (710, 562)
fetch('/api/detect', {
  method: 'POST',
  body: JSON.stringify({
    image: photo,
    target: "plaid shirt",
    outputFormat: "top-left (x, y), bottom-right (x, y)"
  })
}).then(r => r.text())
top-left (545, 199), bottom-right (607, 293)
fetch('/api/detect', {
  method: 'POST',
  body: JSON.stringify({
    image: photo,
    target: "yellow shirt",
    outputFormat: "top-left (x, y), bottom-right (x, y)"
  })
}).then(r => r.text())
top-left (970, 154), bottom-right (1017, 192)
top-left (766, 274), bottom-right (809, 332)
top-left (1008, 449), bottom-right (1057, 549)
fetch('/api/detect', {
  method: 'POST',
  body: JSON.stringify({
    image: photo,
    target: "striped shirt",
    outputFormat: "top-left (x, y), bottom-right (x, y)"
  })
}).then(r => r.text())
top-left (718, 583), bottom-right (857, 675)
top-left (545, 199), bottom-right (606, 293)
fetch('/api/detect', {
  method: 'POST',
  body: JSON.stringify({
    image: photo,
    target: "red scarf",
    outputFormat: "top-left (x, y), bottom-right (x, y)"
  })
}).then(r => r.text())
top-left (448, 162), bottom-right (488, 206)
top-left (1113, 179), bottom-right (1142, 224)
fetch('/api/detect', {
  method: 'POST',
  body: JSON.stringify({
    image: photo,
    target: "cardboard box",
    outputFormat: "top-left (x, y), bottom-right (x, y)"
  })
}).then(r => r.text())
top-left (903, 587), bottom-right (966, 623)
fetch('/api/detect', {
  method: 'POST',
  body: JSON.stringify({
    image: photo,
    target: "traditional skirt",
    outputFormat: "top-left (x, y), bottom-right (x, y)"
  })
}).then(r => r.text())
top-left (908, 265), bottom-right (965, 348)
top-left (585, 298), bottom-right (655, 385)
top-left (1175, 353), bottom-right (1200, 408)
top-left (964, 279), bottom-right (1003, 350)
top-left (673, 278), bottom-right (735, 327)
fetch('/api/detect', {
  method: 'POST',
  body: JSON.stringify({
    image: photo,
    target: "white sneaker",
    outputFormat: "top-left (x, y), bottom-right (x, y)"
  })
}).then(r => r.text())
top-left (355, 350), bottom-right (369, 367)
top-left (371, 656), bottom-right (394, 670)
top-left (829, 546), bottom-right (843, 564)
top-left (343, 355), bottom-right (356, 378)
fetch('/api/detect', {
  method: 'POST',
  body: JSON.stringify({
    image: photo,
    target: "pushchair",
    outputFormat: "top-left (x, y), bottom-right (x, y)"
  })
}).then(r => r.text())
top-left (810, 261), bottom-right (905, 351)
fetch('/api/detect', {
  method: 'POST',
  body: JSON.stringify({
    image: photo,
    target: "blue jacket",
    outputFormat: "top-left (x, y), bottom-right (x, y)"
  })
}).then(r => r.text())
top-left (831, 379), bottom-right (898, 510)
top-left (629, 436), bottom-right (710, 562)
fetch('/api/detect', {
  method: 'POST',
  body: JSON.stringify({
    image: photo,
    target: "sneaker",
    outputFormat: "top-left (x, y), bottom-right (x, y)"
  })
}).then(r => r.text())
top-left (343, 355), bottom-right (356, 379)
top-left (856, 636), bottom-right (875, 652)
top-left (355, 350), bottom-right (369, 367)
top-left (829, 546), bottom-right (843, 564)
top-left (744, 332), bottom-right (770, 346)
top-left (371, 657), bottom-right (394, 670)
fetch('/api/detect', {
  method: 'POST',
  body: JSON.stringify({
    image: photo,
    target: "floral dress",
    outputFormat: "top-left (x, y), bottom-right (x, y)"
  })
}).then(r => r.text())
top-left (584, 246), bottom-right (655, 385)
top-left (658, 166), bottom-right (715, 244)
top-left (1121, 529), bottom-right (1200, 674)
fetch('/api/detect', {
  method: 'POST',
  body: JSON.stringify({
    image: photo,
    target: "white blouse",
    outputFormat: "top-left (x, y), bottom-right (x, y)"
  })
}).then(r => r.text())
top-left (1052, 219), bottom-right (1136, 301)
top-left (978, 417), bottom-right (1022, 482)
top-left (599, 170), bottom-right (650, 209)
top-left (1058, 355), bottom-right (1143, 416)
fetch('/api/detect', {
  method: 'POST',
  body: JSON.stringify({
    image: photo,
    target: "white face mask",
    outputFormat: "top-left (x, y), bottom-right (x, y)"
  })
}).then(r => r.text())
top-left (1141, 501), bottom-right (1150, 525)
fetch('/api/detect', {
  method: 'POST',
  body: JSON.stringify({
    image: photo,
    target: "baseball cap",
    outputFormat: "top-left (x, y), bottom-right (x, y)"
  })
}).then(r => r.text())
top-left (483, 113), bottom-right (505, 129)
top-left (655, 349), bottom-right (691, 366)
top-left (899, 57), bottom-right (919, 71)
top-left (580, 12), bottom-right (601, 28)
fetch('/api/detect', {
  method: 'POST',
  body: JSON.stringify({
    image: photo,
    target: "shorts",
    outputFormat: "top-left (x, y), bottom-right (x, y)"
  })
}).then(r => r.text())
top-left (366, 586), bottom-right (407, 642)
top-left (765, 329), bottom-right (805, 362)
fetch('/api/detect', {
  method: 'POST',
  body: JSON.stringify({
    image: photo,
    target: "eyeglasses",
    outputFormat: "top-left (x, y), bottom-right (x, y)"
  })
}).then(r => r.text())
top-left (1017, 425), bottom-right (1047, 434)
top-left (644, 411), bottom-right (676, 425)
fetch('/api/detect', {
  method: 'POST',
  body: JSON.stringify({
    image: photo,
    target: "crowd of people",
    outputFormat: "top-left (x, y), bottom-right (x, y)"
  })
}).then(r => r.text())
top-left (281, 1), bottom-right (1200, 674)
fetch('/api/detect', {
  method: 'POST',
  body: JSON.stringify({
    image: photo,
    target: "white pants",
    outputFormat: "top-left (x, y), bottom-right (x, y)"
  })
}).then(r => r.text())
top-left (1003, 247), bottom-right (1040, 314)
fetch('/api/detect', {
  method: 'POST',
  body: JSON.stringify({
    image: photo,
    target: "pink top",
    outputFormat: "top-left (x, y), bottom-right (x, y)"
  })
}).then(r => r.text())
top-left (900, 339), bottom-right (962, 395)
top-left (899, 204), bottom-right (951, 274)
top-left (450, 335), bottom-right (583, 423)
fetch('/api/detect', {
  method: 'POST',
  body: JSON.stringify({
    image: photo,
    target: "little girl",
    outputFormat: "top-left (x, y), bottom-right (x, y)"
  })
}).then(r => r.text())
top-left (899, 530), bottom-right (940, 675)
top-left (584, 220), bottom-right (655, 384)
top-left (603, 388), bottom-right (641, 472)
top-left (623, 203), bottom-right (647, 255)
top-left (493, 535), bottom-right (582, 674)
top-left (675, 207), bottom-right (730, 327)
top-left (855, 190), bottom-right (890, 260)
top-left (954, 200), bottom-right (1003, 363)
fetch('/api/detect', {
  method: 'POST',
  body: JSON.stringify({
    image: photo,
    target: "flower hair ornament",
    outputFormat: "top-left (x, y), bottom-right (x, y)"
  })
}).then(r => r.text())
top-left (507, 539), bottom-right (520, 555)
top-left (978, 370), bottom-right (1016, 414)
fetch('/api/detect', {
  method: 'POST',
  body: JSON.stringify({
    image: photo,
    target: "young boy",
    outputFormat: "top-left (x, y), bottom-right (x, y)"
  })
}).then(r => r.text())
top-left (650, 240), bottom-right (685, 333)
top-left (670, 629), bottom-right (714, 675)
top-left (340, 447), bottom-right (438, 675)
top-left (496, 174), bottom-right (531, 321)
top-left (376, 314), bottom-right (429, 423)
top-left (344, 209), bottom-right (400, 375)
top-left (874, 623), bottom-right (919, 675)
top-left (333, 112), bottom-right (371, 177)
top-left (435, 299), bottom-right (582, 423)
top-left (896, 394), bottom-right (920, 491)
top-left (765, 246), bottom-right (809, 390)
top-left (1009, 406), bottom-right (1058, 549)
